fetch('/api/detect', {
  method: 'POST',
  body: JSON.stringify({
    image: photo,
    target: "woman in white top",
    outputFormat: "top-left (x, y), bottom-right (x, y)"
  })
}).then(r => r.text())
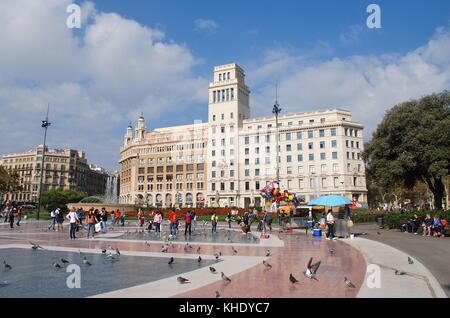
top-left (66, 207), bottom-right (79, 240)
top-left (326, 209), bottom-right (336, 240)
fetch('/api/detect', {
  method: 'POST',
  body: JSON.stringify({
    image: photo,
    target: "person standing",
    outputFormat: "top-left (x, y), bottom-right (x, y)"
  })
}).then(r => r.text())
top-left (56, 208), bottom-right (64, 232)
top-left (111, 208), bottom-right (116, 226)
top-left (184, 211), bottom-right (192, 237)
top-left (3, 205), bottom-right (10, 223)
top-left (120, 208), bottom-right (126, 227)
top-left (100, 208), bottom-right (108, 233)
top-left (48, 209), bottom-right (56, 230)
top-left (153, 211), bottom-right (162, 235)
top-left (138, 209), bottom-right (145, 227)
top-left (226, 211), bottom-right (232, 229)
top-left (326, 209), bottom-right (336, 240)
top-left (76, 207), bottom-right (85, 230)
top-left (191, 210), bottom-right (197, 232)
top-left (87, 209), bottom-right (96, 239)
top-left (263, 210), bottom-right (273, 232)
top-left (115, 209), bottom-right (120, 226)
top-left (211, 213), bottom-right (218, 234)
top-left (169, 210), bottom-right (177, 236)
top-left (66, 207), bottom-right (79, 240)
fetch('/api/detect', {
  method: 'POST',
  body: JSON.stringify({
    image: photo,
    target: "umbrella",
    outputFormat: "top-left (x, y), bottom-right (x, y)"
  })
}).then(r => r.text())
top-left (307, 195), bottom-right (352, 207)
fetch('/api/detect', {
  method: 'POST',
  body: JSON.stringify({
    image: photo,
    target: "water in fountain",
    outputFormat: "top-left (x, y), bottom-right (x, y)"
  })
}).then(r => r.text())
top-left (105, 174), bottom-right (118, 203)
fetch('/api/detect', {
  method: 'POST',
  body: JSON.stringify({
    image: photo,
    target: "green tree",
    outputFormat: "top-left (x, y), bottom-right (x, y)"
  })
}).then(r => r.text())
top-left (0, 166), bottom-right (22, 195)
top-left (41, 189), bottom-right (85, 212)
top-left (364, 91), bottom-right (450, 210)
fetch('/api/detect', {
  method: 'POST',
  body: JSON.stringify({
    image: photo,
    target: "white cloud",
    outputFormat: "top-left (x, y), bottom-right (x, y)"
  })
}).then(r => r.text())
top-left (0, 0), bottom-right (208, 169)
top-left (249, 26), bottom-right (450, 140)
top-left (194, 18), bottom-right (219, 33)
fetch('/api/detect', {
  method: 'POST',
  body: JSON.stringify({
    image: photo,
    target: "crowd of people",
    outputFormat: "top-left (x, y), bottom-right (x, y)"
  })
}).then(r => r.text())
top-left (0, 203), bottom-right (24, 228)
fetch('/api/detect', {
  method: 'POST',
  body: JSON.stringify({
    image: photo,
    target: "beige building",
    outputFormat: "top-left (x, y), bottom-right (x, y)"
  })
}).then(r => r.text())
top-left (119, 63), bottom-right (368, 208)
top-left (0, 145), bottom-right (109, 203)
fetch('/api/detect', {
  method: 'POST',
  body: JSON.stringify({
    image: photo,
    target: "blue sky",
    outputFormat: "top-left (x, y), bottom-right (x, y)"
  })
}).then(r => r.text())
top-left (1, 0), bottom-right (450, 169)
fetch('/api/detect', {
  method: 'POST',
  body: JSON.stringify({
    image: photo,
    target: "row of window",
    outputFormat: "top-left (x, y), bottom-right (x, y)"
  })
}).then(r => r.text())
top-left (210, 176), bottom-right (361, 192)
top-left (218, 72), bottom-right (231, 81)
top-left (139, 157), bottom-right (205, 165)
top-left (137, 164), bottom-right (204, 174)
top-left (138, 182), bottom-right (204, 191)
top-left (212, 88), bottom-right (235, 103)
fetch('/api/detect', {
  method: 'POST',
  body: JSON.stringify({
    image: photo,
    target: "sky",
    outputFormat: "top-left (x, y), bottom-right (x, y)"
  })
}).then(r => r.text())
top-left (1, 0), bottom-right (450, 170)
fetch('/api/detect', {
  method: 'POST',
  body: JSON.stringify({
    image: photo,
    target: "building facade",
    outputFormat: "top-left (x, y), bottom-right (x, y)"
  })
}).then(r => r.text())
top-left (119, 63), bottom-right (367, 208)
top-left (0, 145), bottom-right (109, 203)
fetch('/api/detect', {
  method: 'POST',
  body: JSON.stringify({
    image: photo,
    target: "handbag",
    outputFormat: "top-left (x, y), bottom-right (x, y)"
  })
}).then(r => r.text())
top-left (95, 223), bottom-right (101, 233)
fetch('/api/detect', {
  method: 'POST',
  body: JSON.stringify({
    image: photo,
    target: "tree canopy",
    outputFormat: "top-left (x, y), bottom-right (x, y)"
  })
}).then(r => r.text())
top-left (0, 166), bottom-right (22, 195)
top-left (41, 189), bottom-right (85, 212)
top-left (364, 91), bottom-right (450, 209)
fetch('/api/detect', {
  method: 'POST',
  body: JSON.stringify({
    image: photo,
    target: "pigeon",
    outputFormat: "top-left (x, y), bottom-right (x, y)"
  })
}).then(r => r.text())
top-left (232, 247), bottom-right (238, 254)
top-left (408, 257), bottom-right (414, 264)
top-left (395, 270), bottom-right (406, 275)
top-left (187, 243), bottom-right (192, 249)
top-left (377, 231), bottom-right (381, 235)
top-left (168, 257), bottom-right (174, 265)
top-left (61, 258), bottom-right (70, 264)
top-left (263, 260), bottom-right (272, 270)
top-left (303, 257), bottom-right (321, 280)
top-left (145, 241), bottom-right (151, 247)
top-left (177, 276), bottom-right (189, 284)
top-left (105, 254), bottom-right (116, 260)
top-left (215, 291), bottom-right (221, 298)
top-left (0, 281), bottom-right (9, 287)
top-left (214, 253), bottom-right (220, 260)
top-left (221, 272), bottom-right (231, 283)
top-left (101, 249), bottom-right (107, 254)
top-left (83, 257), bottom-right (92, 266)
top-left (115, 248), bottom-right (121, 256)
top-left (289, 273), bottom-right (299, 284)
top-left (196, 246), bottom-right (201, 253)
top-left (30, 241), bottom-right (43, 250)
top-left (161, 245), bottom-right (169, 253)
top-left (344, 277), bottom-right (356, 288)
top-left (219, 251), bottom-right (222, 256)
top-left (266, 250), bottom-right (271, 257)
top-left (197, 256), bottom-right (202, 263)
top-left (52, 262), bottom-right (62, 269)
top-left (209, 266), bottom-right (217, 274)
top-left (3, 261), bottom-right (12, 271)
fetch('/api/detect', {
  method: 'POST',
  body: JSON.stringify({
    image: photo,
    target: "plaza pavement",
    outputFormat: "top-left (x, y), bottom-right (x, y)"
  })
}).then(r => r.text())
top-left (0, 220), bottom-right (446, 298)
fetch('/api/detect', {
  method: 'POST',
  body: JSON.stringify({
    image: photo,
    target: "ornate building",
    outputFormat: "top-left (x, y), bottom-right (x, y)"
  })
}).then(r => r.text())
top-left (119, 63), bottom-right (368, 208)
top-left (0, 145), bottom-right (109, 203)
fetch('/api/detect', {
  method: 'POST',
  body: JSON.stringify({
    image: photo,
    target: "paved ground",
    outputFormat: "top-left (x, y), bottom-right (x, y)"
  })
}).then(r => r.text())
top-left (352, 223), bottom-right (450, 297)
top-left (0, 220), bottom-right (366, 298)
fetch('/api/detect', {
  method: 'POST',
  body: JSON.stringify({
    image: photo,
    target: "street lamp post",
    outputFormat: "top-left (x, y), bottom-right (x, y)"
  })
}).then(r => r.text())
top-left (37, 104), bottom-right (51, 221)
top-left (272, 93), bottom-right (282, 225)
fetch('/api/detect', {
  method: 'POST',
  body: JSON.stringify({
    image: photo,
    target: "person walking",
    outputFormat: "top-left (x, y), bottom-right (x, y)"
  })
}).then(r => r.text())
top-left (184, 211), bottom-right (192, 237)
top-left (87, 209), bottom-right (96, 239)
top-left (3, 206), bottom-right (10, 223)
top-left (326, 209), bottom-right (336, 240)
top-left (111, 208), bottom-right (116, 226)
top-left (48, 209), bottom-right (56, 230)
top-left (56, 208), bottom-right (64, 232)
top-left (66, 207), bottom-right (79, 240)
top-left (115, 209), bottom-right (120, 226)
top-left (16, 206), bottom-right (23, 226)
top-left (211, 213), bottom-right (218, 234)
top-left (263, 210), bottom-right (273, 232)
top-left (9, 207), bottom-right (16, 229)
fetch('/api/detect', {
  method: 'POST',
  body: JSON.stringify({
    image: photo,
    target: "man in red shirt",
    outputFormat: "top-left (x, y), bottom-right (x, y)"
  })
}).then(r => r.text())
top-left (169, 210), bottom-right (178, 237)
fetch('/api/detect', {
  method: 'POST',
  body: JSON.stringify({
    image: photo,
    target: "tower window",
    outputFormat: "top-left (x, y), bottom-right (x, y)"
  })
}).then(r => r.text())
top-left (227, 72), bottom-right (230, 80)
top-left (231, 88), bottom-right (234, 100)
top-left (219, 74), bottom-right (222, 81)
